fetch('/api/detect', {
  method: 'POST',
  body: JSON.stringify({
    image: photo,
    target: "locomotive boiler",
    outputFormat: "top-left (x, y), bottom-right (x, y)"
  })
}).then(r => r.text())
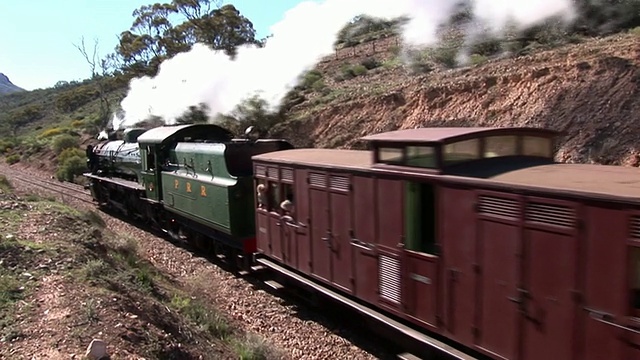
top-left (87, 128), bottom-right (148, 182)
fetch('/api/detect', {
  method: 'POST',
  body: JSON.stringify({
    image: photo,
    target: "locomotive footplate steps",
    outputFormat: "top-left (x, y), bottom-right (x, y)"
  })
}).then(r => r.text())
top-left (397, 352), bottom-right (422, 360)
top-left (256, 258), bottom-right (477, 360)
top-left (264, 280), bottom-right (285, 291)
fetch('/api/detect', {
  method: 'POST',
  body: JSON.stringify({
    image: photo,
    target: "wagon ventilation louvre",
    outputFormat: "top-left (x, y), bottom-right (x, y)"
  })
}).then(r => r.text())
top-left (630, 216), bottom-right (640, 239)
top-left (379, 255), bottom-right (401, 304)
top-left (309, 173), bottom-right (326, 188)
top-left (281, 168), bottom-right (294, 182)
top-left (330, 175), bottom-right (350, 192)
top-left (267, 167), bottom-right (279, 180)
top-left (477, 195), bottom-right (519, 219)
top-left (525, 202), bottom-right (575, 228)
top-left (255, 165), bottom-right (266, 177)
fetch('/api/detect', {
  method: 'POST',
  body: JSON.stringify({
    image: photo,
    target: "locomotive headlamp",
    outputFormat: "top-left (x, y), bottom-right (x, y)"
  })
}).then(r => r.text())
top-left (244, 126), bottom-right (259, 141)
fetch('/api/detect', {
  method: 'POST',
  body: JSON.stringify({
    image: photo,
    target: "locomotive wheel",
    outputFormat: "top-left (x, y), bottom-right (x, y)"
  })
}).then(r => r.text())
top-left (195, 236), bottom-right (212, 253)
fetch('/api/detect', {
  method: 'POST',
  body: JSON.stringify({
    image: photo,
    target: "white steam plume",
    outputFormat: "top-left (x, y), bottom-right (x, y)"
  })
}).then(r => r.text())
top-left (116, 0), bottom-right (575, 130)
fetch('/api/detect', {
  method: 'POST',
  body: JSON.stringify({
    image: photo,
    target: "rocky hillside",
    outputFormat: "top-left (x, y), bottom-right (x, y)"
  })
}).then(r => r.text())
top-left (1, 30), bottom-right (640, 181)
top-left (0, 73), bottom-right (25, 95)
top-left (278, 31), bottom-right (640, 166)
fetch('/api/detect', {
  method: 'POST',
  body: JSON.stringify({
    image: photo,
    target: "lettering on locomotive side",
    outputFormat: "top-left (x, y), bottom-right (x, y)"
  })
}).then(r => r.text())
top-left (174, 179), bottom-right (179, 189)
top-left (200, 185), bottom-right (207, 197)
top-left (186, 182), bottom-right (192, 193)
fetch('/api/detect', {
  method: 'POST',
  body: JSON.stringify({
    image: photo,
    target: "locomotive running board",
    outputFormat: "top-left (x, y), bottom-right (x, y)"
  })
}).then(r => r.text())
top-left (256, 258), bottom-right (477, 360)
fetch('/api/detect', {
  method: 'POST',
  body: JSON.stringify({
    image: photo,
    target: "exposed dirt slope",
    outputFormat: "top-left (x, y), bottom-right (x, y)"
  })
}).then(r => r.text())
top-left (283, 33), bottom-right (640, 166)
top-left (0, 189), bottom-right (239, 359)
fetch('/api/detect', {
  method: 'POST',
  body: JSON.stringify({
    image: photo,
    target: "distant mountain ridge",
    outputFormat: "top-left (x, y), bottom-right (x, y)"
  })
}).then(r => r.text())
top-left (0, 73), bottom-right (25, 95)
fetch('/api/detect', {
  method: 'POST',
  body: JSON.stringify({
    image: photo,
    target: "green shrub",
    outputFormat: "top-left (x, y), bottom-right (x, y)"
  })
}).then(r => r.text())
top-left (21, 137), bottom-right (47, 157)
top-left (57, 147), bottom-right (85, 164)
top-left (360, 57), bottom-right (381, 70)
top-left (351, 64), bottom-right (368, 76)
top-left (38, 128), bottom-right (63, 139)
top-left (5, 154), bottom-right (20, 165)
top-left (302, 70), bottom-right (323, 89)
top-left (470, 37), bottom-right (502, 57)
top-left (0, 139), bottom-right (17, 155)
top-left (469, 54), bottom-right (488, 66)
top-left (51, 134), bottom-right (79, 155)
top-left (54, 86), bottom-right (100, 113)
top-left (71, 120), bottom-right (85, 128)
top-left (338, 64), bottom-right (368, 81)
top-left (0, 175), bottom-right (12, 193)
top-left (433, 47), bottom-right (458, 68)
top-left (55, 155), bottom-right (86, 182)
top-left (311, 79), bottom-right (327, 93)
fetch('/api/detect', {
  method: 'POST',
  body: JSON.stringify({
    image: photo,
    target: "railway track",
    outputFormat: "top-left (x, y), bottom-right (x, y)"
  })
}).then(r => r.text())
top-left (1, 167), bottom-right (93, 204)
top-left (0, 166), bottom-right (478, 360)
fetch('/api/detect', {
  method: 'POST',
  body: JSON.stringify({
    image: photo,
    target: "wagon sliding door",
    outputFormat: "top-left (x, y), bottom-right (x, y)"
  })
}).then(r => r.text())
top-left (308, 171), bottom-right (355, 292)
top-left (403, 181), bottom-right (439, 328)
top-left (521, 197), bottom-right (580, 360)
top-left (581, 204), bottom-right (628, 360)
top-left (440, 186), bottom-right (476, 346)
top-left (352, 175), bottom-right (378, 305)
top-left (328, 174), bottom-right (353, 293)
top-left (475, 191), bottom-right (521, 360)
top-left (376, 178), bottom-right (404, 311)
top-left (309, 172), bottom-right (331, 283)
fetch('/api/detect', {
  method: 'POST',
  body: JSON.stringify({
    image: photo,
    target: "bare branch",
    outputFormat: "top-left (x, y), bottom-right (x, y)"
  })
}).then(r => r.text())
top-left (73, 36), bottom-right (101, 78)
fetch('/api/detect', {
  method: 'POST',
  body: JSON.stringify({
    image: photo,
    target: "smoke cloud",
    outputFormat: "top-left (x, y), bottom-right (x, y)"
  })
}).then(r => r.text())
top-left (115, 0), bottom-right (575, 130)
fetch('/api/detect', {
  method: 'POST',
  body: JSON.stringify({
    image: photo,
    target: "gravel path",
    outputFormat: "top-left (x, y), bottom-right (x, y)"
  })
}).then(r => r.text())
top-left (0, 163), bottom-right (392, 360)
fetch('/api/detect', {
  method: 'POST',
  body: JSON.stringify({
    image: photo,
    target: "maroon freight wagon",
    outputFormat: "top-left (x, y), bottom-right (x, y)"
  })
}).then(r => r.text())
top-left (251, 127), bottom-right (640, 360)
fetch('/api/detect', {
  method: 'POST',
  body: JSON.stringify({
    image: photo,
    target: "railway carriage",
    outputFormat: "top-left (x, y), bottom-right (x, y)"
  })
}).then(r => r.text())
top-left (251, 127), bottom-right (640, 360)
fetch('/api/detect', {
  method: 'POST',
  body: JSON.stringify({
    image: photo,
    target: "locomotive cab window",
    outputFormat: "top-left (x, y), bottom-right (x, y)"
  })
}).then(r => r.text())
top-left (146, 147), bottom-right (155, 171)
top-left (630, 246), bottom-right (640, 316)
top-left (404, 182), bottom-right (437, 254)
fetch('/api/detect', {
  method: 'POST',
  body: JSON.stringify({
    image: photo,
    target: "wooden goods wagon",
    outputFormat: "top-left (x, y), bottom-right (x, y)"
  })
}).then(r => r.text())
top-left (252, 127), bottom-right (640, 360)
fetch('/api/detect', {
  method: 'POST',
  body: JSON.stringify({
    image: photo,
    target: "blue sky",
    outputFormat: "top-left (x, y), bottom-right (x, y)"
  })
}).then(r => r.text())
top-left (0, 0), bottom-right (304, 91)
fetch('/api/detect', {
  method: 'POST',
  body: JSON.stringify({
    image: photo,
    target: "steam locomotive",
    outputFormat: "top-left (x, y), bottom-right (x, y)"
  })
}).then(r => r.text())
top-left (84, 124), bottom-right (293, 264)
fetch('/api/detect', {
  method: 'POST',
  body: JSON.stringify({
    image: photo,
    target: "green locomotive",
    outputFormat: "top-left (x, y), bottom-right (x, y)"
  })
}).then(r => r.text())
top-left (84, 123), bottom-right (293, 264)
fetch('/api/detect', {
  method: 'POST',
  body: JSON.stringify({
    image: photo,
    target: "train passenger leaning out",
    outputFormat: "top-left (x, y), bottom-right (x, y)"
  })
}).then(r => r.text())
top-left (255, 181), bottom-right (278, 211)
top-left (255, 179), bottom-right (295, 221)
top-left (256, 183), bottom-right (267, 209)
top-left (280, 199), bottom-right (295, 223)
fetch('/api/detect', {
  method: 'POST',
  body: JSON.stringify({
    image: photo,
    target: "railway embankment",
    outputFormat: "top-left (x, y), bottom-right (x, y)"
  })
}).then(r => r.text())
top-left (0, 165), bottom-right (393, 359)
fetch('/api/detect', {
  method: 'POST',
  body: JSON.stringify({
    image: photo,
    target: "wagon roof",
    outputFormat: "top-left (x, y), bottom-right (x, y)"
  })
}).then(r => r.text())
top-left (360, 127), bottom-right (560, 144)
top-left (486, 163), bottom-right (640, 199)
top-left (137, 124), bottom-right (233, 145)
top-left (252, 148), bottom-right (371, 170)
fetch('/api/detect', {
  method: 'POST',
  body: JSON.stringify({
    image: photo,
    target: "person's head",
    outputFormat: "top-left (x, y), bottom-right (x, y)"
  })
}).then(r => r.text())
top-left (257, 184), bottom-right (266, 193)
top-left (280, 199), bottom-right (293, 213)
